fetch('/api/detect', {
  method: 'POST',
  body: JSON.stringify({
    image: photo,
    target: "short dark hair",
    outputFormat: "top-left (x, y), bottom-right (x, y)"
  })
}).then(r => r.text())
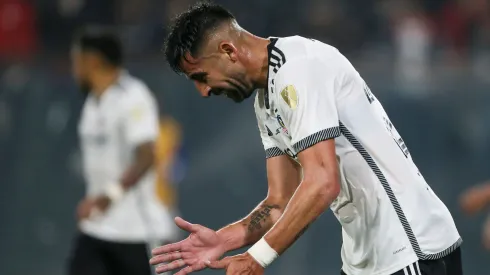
top-left (164, 1), bottom-right (235, 74)
top-left (73, 27), bottom-right (123, 67)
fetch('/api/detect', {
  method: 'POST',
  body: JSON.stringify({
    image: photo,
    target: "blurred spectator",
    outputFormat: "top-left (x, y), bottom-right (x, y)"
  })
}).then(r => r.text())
top-left (384, 0), bottom-right (433, 94)
top-left (0, 0), bottom-right (37, 60)
top-left (436, 0), bottom-right (472, 63)
top-left (36, 0), bottom-right (115, 54)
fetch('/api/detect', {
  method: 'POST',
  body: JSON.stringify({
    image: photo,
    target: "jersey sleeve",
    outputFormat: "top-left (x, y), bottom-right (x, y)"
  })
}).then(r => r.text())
top-left (122, 87), bottom-right (159, 147)
top-left (254, 96), bottom-right (284, 159)
top-left (275, 58), bottom-right (341, 153)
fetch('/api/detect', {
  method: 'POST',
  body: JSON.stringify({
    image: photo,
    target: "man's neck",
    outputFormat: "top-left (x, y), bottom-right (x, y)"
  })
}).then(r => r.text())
top-left (91, 68), bottom-right (121, 97)
top-left (242, 33), bottom-right (270, 89)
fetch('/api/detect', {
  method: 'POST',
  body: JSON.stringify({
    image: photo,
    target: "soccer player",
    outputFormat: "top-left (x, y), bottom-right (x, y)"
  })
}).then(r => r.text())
top-left (68, 28), bottom-right (177, 275)
top-left (460, 181), bottom-right (490, 249)
top-left (150, 3), bottom-right (463, 275)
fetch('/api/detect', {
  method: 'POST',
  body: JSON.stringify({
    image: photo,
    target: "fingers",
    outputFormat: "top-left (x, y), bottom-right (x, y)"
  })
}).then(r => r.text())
top-left (174, 263), bottom-right (205, 275)
top-left (205, 257), bottom-right (230, 269)
top-left (175, 217), bottom-right (200, 233)
top-left (155, 259), bottom-right (187, 274)
top-left (150, 251), bottom-right (190, 265)
top-left (152, 241), bottom-right (183, 256)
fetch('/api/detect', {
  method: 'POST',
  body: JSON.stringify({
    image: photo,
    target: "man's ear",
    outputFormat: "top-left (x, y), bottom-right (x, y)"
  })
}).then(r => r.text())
top-left (219, 42), bottom-right (238, 62)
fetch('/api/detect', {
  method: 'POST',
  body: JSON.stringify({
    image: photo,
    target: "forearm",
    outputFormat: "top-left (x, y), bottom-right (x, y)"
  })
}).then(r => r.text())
top-left (120, 142), bottom-right (155, 190)
top-left (217, 198), bottom-right (286, 252)
top-left (264, 179), bottom-right (339, 254)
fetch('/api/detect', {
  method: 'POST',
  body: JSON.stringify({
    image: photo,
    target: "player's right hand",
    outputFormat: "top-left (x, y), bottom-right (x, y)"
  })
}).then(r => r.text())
top-left (150, 217), bottom-right (227, 275)
top-left (460, 184), bottom-right (490, 215)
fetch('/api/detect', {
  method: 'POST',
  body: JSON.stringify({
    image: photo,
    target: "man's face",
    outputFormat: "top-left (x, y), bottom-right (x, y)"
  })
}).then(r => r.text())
top-left (180, 45), bottom-right (255, 103)
top-left (70, 46), bottom-right (93, 95)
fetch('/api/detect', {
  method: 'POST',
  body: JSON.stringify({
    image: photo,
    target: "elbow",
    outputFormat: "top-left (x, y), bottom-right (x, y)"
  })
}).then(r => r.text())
top-left (308, 172), bottom-right (340, 209)
top-left (138, 143), bottom-right (156, 167)
top-left (146, 151), bottom-right (156, 167)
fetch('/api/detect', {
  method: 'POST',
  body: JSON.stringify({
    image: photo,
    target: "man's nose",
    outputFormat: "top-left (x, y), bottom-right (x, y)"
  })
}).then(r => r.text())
top-left (194, 81), bottom-right (211, 97)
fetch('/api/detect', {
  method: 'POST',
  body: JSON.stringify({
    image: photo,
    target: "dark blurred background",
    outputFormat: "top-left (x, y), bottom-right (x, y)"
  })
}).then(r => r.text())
top-left (0, 0), bottom-right (489, 274)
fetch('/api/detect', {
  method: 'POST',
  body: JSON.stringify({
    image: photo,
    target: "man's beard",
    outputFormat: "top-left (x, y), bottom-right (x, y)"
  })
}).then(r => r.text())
top-left (222, 80), bottom-right (254, 103)
top-left (79, 80), bottom-right (92, 98)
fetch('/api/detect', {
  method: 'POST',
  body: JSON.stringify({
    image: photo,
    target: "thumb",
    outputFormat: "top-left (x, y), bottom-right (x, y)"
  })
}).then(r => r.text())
top-left (174, 217), bottom-right (199, 233)
top-left (205, 258), bottom-right (230, 269)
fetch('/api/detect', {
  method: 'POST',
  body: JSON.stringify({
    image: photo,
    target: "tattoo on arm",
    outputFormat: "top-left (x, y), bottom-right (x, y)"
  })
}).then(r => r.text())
top-left (247, 204), bottom-right (280, 233)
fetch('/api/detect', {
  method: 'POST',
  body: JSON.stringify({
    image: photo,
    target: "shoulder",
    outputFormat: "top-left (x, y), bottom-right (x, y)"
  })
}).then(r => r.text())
top-left (118, 73), bottom-right (156, 106)
top-left (273, 44), bottom-right (353, 89)
top-left (273, 36), bottom-right (337, 59)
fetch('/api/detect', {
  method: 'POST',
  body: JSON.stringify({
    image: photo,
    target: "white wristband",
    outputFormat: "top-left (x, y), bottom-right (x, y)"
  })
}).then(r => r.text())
top-left (247, 238), bottom-right (278, 268)
top-left (104, 183), bottom-right (125, 202)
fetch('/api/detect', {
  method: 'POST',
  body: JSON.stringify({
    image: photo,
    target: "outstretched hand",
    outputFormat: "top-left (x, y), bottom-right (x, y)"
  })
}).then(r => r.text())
top-left (150, 217), bottom-right (226, 275)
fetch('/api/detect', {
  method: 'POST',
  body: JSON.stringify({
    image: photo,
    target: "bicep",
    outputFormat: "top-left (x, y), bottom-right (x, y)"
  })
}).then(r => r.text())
top-left (297, 139), bottom-right (338, 180)
top-left (266, 155), bottom-right (302, 204)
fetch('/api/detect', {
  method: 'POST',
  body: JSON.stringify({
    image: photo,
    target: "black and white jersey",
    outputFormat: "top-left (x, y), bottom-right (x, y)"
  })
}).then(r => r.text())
top-left (79, 71), bottom-right (177, 242)
top-left (254, 36), bottom-right (461, 275)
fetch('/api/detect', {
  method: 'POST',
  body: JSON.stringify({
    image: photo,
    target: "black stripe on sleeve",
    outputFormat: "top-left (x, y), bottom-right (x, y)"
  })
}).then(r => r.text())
top-left (265, 147), bottom-right (285, 159)
top-left (292, 127), bottom-right (341, 153)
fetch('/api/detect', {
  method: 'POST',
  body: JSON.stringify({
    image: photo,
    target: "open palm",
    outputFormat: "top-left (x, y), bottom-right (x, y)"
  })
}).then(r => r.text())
top-left (150, 217), bottom-right (226, 275)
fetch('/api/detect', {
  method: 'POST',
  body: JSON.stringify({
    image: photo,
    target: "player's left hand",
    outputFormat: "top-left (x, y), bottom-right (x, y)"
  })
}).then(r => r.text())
top-left (93, 195), bottom-right (112, 213)
top-left (206, 252), bottom-right (264, 275)
top-left (77, 196), bottom-right (112, 221)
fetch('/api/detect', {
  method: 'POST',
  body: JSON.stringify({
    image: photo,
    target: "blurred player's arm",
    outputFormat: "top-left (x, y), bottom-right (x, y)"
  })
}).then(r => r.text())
top-left (119, 90), bottom-right (160, 190)
top-left (99, 90), bottom-right (159, 206)
top-left (119, 142), bottom-right (155, 190)
top-left (460, 181), bottom-right (490, 215)
top-left (216, 154), bottom-right (301, 252)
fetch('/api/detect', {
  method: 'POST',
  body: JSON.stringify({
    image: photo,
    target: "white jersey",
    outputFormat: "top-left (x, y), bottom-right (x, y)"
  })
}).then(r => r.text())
top-left (254, 36), bottom-right (461, 275)
top-left (78, 71), bottom-right (177, 243)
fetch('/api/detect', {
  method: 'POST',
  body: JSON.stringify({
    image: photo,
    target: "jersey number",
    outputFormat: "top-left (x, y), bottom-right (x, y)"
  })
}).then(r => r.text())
top-left (364, 83), bottom-right (375, 104)
top-left (383, 117), bottom-right (410, 158)
top-left (363, 83), bottom-right (409, 158)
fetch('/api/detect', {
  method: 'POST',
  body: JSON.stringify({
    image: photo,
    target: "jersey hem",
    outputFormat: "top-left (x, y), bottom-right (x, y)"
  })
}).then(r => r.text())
top-left (342, 255), bottom-right (418, 275)
top-left (419, 237), bottom-right (462, 260)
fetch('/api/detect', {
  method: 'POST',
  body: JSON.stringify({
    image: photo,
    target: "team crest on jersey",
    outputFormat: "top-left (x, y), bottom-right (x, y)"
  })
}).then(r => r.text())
top-left (130, 105), bottom-right (144, 121)
top-left (276, 115), bottom-right (289, 135)
top-left (280, 85), bottom-right (298, 109)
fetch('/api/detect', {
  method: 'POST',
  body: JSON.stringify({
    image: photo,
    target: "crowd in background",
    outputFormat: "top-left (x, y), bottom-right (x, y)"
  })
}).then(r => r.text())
top-left (1, 0), bottom-right (490, 96)
top-left (1, 0), bottom-right (490, 62)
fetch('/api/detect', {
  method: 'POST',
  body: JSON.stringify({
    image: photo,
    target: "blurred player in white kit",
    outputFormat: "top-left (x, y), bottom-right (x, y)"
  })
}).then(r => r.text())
top-left (67, 27), bottom-right (177, 275)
